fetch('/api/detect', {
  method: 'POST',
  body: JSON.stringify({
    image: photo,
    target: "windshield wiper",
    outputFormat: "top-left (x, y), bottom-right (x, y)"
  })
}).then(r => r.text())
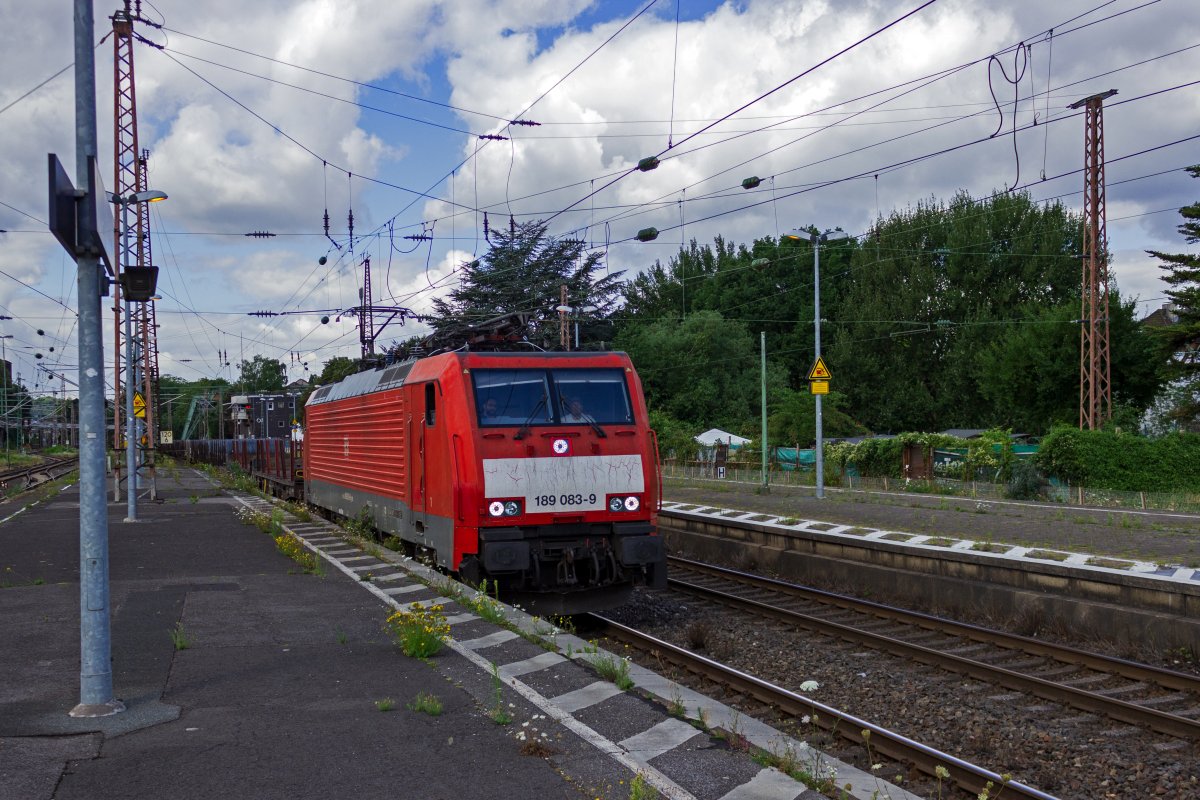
top-left (514, 395), bottom-right (547, 440)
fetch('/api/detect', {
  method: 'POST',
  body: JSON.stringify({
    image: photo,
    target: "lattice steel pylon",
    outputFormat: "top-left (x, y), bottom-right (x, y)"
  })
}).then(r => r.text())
top-left (111, 1), bottom-right (162, 495)
top-left (1070, 89), bottom-right (1117, 430)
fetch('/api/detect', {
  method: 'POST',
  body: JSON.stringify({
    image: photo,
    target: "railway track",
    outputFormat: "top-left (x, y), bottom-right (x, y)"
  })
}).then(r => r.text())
top-left (0, 456), bottom-right (78, 495)
top-left (664, 556), bottom-right (1200, 740)
top-left (588, 614), bottom-right (1057, 800)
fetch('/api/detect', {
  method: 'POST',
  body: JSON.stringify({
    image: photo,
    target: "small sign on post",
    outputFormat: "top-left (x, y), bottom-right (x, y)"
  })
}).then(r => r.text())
top-left (808, 357), bottom-right (831, 395)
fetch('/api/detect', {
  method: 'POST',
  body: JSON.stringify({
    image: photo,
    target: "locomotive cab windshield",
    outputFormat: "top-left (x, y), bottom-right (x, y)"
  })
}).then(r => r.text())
top-left (474, 367), bottom-right (632, 427)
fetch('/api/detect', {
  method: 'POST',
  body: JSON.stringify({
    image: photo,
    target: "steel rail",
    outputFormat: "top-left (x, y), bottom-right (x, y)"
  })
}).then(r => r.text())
top-left (591, 615), bottom-right (1059, 800)
top-left (665, 564), bottom-right (1200, 740)
top-left (0, 456), bottom-right (79, 492)
top-left (669, 555), bottom-right (1200, 692)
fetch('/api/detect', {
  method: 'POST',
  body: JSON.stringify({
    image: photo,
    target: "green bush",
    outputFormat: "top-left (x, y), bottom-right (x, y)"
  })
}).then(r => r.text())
top-left (1006, 459), bottom-right (1047, 500)
top-left (1036, 426), bottom-right (1200, 492)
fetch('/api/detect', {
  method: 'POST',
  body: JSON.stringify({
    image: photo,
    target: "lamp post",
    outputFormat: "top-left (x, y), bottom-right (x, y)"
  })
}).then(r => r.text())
top-left (784, 228), bottom-right (849, 499)
top-left (110, 189), bottom-right (166, 522)
top-left (0, 335), bottom-right (11, 465)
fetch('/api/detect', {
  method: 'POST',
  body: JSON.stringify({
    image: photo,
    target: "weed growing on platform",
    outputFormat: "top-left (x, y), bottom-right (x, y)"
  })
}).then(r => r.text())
top-left (386, 603), bottom-right (449, 658)
top-left (170, 622), bottom-right (190, 651)
top-left (408, 692), bottom-right (443, 716)
top-left (487, 662), bottom-right (513, 724)
top-left (375, 698), bottom-right (395, 712)
top-left (628, 772), bottom-right (657, 800)
top-left (274, 531), bottom-right (320, 574)
top-left (1, 566), bottom-right (45, 588)
top-left (344, 507), bottom-right (375, 538)
top-left (667, 684), bottom-right (686, 717)
top-left (591, 652), bottom-right (634, 691)
top-left (382, 535), bottom-right (403, 552)
top-left (463, 579), bottom-right (506, 624)
top-left (753, 739), bottom-right (837, 797)
top-left (283, 501), bottom-right (311, 522)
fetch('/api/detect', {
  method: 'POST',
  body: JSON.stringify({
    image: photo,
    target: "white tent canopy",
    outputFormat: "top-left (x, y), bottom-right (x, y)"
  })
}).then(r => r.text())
top-left (694, 428), bottom-right (751, 447)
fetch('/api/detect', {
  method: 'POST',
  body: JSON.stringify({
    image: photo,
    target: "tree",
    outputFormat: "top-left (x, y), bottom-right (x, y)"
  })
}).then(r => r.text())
top-left (313, 356), bottom-right (361, 386)
top-left (1146, 165), bottom-right (1200, 431)
top-left (826, 190), bottom-right (1088, 432)
top-left (614, 310), bottom-right (763, 433)
top-left (236, 355), bottom-right (286, 393)
top-left (975, 299), bottom-right (1163, 433)
top-left (429, 221), bottom-right (625, 348)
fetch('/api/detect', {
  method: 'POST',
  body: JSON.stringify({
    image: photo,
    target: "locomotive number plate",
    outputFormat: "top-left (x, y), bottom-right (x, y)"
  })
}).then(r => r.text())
top-left (483, 455), bottom-right (644, 512)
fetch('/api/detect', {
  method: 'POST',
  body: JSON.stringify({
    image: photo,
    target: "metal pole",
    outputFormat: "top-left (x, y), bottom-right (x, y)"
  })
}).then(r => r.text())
top-left (814, 236), bottom-right (825, 500)
top-left (760, 331), bottom-right (768, 493)
top-left (1, 336), bottom-right (9, 466)
top-left (71, 0), bottom-right (122, 718)
top-left (124, 291), bottom-right (137, 521)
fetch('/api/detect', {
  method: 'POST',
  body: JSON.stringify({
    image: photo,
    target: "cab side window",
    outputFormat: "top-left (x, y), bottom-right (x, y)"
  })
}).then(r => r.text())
top-left (425, 383), bottom-right (436, 426)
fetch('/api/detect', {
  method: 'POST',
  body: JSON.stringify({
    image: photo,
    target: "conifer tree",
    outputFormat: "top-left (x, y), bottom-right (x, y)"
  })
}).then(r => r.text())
top-left (428, 221), bottom-right (624, 348)
top-left (1146, 165), bottom-right (1200, 429)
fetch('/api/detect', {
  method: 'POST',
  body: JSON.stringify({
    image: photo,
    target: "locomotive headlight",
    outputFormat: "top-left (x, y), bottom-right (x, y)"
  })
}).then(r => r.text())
top-left (623, 496), bottom-right (640, 512)
top-left (504, 500), bottom-right (521, 517)
top-left (608, 496), bottom-right (624, 513)
top-left (488, 501), bottom-right (506, 517)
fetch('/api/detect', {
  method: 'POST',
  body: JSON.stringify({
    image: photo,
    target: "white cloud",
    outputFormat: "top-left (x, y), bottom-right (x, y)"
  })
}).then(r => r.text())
top-left (2, 0), bottom-right (1199, 389)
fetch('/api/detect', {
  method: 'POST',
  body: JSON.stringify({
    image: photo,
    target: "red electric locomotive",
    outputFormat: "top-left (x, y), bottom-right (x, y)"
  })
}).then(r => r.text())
top-left (303, 347), bottom-right (666, 613)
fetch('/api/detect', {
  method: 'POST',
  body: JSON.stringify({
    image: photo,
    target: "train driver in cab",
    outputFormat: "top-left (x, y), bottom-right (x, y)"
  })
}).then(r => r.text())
top-left (563, 396), bottom-right (592, 423)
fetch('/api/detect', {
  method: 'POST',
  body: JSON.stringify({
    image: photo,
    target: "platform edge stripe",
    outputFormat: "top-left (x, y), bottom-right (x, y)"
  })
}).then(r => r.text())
top-left (550, 681), bottom-right (624, 713)
top-left (447, 638), bottom-right (697, 800)
top-left (618, 718), bottom-right (703, 761)
top-left (497, 651), bottom-right (565, 678)
top-left (458, 630), bottom-right (520, 651)
top-left (382, 584), bottom-right (426, 595)
top-left (716, 767), bottom-right (806, 800)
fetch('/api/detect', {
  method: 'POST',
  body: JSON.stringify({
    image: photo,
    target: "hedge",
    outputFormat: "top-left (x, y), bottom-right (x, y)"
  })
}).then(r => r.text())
top-left (1035, 427), bottom-right (1200, 492)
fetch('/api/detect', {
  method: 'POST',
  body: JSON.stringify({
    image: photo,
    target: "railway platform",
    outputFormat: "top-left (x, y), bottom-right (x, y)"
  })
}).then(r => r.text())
top-left (0, 467), bottom-right (858, 800)
top-left (660, 479), bottom-right (1200, 652)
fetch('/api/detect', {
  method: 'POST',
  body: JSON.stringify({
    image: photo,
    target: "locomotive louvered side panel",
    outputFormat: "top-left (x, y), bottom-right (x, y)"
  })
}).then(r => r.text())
top-left (307, 387), bottom-right (408, 499)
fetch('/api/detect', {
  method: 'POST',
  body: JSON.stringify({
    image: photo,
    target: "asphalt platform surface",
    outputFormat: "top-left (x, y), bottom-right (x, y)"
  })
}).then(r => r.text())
top-left (0, 468), bottom-right (639, 800)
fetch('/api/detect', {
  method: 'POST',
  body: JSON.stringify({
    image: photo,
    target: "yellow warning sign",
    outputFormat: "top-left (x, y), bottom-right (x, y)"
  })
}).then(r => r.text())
top-left (810, 380), bottom-right (830, 395)
top-left (133, 392), bottom-right (146, 418)
top-left (807, 356), bottom-right (831, 381)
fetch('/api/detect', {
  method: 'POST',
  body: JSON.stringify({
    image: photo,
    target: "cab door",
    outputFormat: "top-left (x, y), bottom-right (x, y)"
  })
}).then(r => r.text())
top-left (408, 384), bottom-right (427, 534)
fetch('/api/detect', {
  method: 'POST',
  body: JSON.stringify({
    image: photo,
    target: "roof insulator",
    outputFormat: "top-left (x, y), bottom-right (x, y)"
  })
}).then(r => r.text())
top-left (741, 176), bottom-right (762, 190)
top-left (636, 227), bottom-right (659, 242)
top-left (637, 156), bottom-right (660, 172)
top-left (751, 258), bottom-right (770, 269)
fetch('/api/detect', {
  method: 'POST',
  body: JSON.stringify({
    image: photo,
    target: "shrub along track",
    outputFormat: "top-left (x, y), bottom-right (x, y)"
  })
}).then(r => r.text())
top-left (602, 560), bottom-right (1200, 798)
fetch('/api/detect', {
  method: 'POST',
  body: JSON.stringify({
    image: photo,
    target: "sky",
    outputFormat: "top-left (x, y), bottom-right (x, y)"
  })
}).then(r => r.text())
top-left (1, 0), bottom-right (1198, 403)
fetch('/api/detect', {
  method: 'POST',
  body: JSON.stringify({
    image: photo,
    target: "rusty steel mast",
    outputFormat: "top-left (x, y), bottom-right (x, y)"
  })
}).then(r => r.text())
top-left (111, 1), bottom-right (162, 494)
top-left (1070, 89), bottom-right (1117, 430)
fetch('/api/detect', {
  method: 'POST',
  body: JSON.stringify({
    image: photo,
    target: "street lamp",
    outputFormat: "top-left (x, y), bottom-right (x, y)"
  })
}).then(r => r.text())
top-left (784, 228), bottom-right (849, 499)
top-left (0, 334), bottom-right (11, 466)
top-left (110, 189), bottom-right (167, 522)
